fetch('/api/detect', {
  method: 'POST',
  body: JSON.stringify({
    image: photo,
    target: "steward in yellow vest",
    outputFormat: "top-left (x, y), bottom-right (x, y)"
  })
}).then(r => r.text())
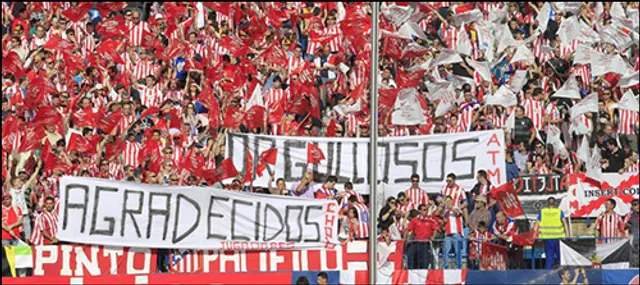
top-left (534, 197), bottom-right (569, 269)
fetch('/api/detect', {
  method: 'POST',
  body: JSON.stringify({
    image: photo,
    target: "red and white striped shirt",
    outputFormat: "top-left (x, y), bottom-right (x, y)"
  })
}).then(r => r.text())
top-left (624, 161), bottom-right (639, 174)
top-left (544, 101), bottom-right (561, 133)
top-left (595, 212), bottom-right (626, 243)
top-left (138, 85), bottom-right (163, 107)
top-left (108, 162), bottom-right (124, 180)
top-left (127, 21), bottom-right (151, 47)
top-left (459, 101), bottom-right (480, 132)
top-left (132, 60), bottom-right (155, 81)
top-left (444, 206), bottom-right (464, 235)
top-left (405, 187), bottom-right (430, 206)
top-left (397, 201), bottom-right (417, 216)
top-left (441, 184), bottom-right (467, 208)
top-left (447, 124), bottom-right (466, 133)
top-left (492, 218), bottom-right (517, 238)
top-left (123, 141), bottom-right (142, 167)
top-left (553, 152), bottom-right (579, 174)
top-left (30, 210), bottom-right (59, 246)
top-left (522, 98), bottom-right (545, 130)
top-left (469, 230), bottom-right (494, 259)
top-left (352, 203), bottom-right (369, 239)
top-left (572, 64), bottom-right (591, 89)
top-left (264, 88), bottom-right (287, 109)
top-left (441, 25), bottom-right (459, 50)
top-left (340, 190), bottom-right (364, 206)
top-left (617, 109), bottom-right (638, 135)
top-left (533, 37), bottom-right (552, 64)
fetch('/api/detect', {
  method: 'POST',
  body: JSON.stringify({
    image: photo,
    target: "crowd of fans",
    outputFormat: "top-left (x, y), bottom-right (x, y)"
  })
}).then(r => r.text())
top-left (1, 1), bottom-right (639, 271)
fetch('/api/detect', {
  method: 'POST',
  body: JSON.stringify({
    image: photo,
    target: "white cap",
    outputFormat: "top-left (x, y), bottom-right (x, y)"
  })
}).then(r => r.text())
top-left (95, 84), bottom-right (104, 90)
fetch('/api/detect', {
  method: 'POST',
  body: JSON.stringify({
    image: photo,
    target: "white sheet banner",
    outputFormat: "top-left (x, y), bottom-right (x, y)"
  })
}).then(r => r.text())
top-left (58, 177), bottom-right (340, 250)
top-left (228, 130), bottom-right (507, 194)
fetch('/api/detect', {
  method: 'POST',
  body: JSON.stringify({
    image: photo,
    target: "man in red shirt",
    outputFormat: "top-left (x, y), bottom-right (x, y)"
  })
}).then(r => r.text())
top-left (30, 196), bottom-right (59, 246)
top-left (404, 204), bottom-right (439, 269)
top-left (2, 193), bottom-right (24, 246)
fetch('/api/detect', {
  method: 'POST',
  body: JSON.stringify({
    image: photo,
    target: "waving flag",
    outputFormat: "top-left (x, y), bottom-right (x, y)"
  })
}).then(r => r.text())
top-left (307, 143), bottom-right (325, 164)
top-left (490, 182), bottom-right (524, 218)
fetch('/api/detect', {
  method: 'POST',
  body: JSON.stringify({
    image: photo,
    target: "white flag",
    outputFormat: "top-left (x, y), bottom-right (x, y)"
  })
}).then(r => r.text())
top-left (398, 21), bottom-right (427, 40)
top-left (496, 24), bottom-right (516, 54)
top-left (557, 16), bottom-right (581, 46)
top-left (617, 71), bottom-right (640, 88)
top-left (552, 74), bottom-right (582, 99)
top-left (510, 45), bottom-right (535, 65)
top-left (485, 86), bottom-right (517, 107)
top-left (474, 21), bottom-right (495, 62)
top-left (570, 93), bottom-right (598, 118)
top-left (504, 111), bottom-right (515, 132)
top-left (591, 53), bottom-right (629, 77)
top-left (333, 100), bottom-right (362, 116)
top-left (573, 44), bottom-right (596, 65)
top-left (577, 136), bottom-right (591, 164)
top-left (585, 147), bottom-right (603, 182)
top-left (381, 4), bottom-right (413, 26)
top-left (555, 2), bottom-right (582, 14)
top-left (401, 43), bottom-right (430, 58)
top-left (336, 2), bottom-right (346, 22)
top-left (451, 74), bottom-right (476, 91)
top-left (433, 49), bottom-right (463, 66)
top-left (546, 125), bottom-right (565, 152)
top-left (614, 90), bottom-right (640, 112)
top-left (570, 116), bottom-right (591, 135)
top-left (594, 2), bottom-right (604, 20)
top-left (453, 9), bottom-right (483, 25)
top-left (537, 2), bottom-right (552, 33)
top-left (579, 21), bottom-right (601, 44)
top-left (426, 81), bottom-right (453, 100)
top-left (507, 70), bottom-right (528, 93)
top-left (599, 22), bottom-right (634, 51)
top-left (434, 89), bottom-right (458, 117)
top-left (610, 2), bottom-right (627, 22)
top-left (456, 25), bottom-right (473, 56)
top-left (391, 88), bottom-right (426, 125)
top-left (407, 58), bottom-right (433, 72)
top-left (488, 5), bottom-right (508, 23)
top-left (467, 59), bottom-right (492, 82)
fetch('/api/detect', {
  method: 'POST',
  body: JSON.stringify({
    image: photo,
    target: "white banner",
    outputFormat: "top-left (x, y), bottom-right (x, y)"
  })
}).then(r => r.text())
top-left (58, 177), bottom-right (340, 250)
top-left (560, 173), bottom-right (639, 217)
top-left (228, 130), bottom-right (507, 194)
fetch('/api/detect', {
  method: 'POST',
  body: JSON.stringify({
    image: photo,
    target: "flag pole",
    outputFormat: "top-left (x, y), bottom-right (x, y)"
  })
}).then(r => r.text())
top-left (369, 2), bottom-right (380, 284)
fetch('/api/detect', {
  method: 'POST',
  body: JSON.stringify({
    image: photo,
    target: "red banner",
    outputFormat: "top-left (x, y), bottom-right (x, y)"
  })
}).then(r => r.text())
top-left (31, 245), bottom-right (156, 277)
top-left (491, 182), bottom-right (525, 218)
top-left (480, 242), bottom-right (507, 270)
top-left (2, 272), bottom-right (292, 285)
top-left (168, 241), bottom-right (401, 273)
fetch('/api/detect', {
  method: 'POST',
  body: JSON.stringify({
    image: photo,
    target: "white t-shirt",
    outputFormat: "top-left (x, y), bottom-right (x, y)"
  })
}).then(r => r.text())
top-left (9, 186), bottom-right (29, 215)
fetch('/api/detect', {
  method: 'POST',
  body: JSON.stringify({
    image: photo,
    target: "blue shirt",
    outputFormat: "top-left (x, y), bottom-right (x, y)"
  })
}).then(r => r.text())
top-left (506, 161), bottom-right (519, 182)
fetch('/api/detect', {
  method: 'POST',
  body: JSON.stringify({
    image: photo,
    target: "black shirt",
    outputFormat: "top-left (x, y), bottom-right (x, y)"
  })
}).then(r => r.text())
top-left (605, 148), bottom-right (627, 173)
top-left (513, 116), bottom-right (534, 145)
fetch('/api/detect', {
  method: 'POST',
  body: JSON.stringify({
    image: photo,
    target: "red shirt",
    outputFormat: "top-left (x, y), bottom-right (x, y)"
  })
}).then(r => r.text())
top-left (2, 205), bottom-right (23, 239)
top-left (406, 216), bottom-right (439, 240)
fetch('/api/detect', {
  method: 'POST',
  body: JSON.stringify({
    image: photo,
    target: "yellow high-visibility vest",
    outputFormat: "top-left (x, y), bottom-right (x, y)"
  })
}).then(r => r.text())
top-left (539, 208), bottom-right (565, 239)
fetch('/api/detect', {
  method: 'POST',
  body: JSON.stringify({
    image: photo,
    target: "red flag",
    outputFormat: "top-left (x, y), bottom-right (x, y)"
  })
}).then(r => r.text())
top-left (141, 140), bottom-right (163, 173)
top-left (396, 69), bottom-right (426, 89)
top-left (180, 147), bottom-right (205, 178)
top-left (511, 231), bottom-right (538, 246)
top-left (96, 39), bottom-right (125, 64)
top-left (104, 137), bottom-right (126, 162)
top-left (267, 7), bottom-right (289, 29)
top-left (480, 242), bottom-right (508, 270)
top-left (61, 2), bottom-right (93, 22)
top-left (72, 106), bottom-right (97, 129)
top-left (260, 42), bottom-right (288, 67)
top-left (256, 148), bottom-right (278, 176)
top-left (204, 158), bottom-right (239, 184)
top-left (42, 35), bottom-right (75, 51)
top-left (218, 36), bottom-right (248, 59)
top-left (41, 139), bottom-right (57, 174)
top-left (453, 3), bottom-right (476, 14)
top-left (2, 52), bottom-right (25, 79)
top-left (139, 106), bottom-right (160, 119)
top-left (267, 101), bottom-right (285, 124)
top-left (222, 106), bottom-right (244, 129)
top-left (242, 151), bottom-right (253, 184)
top-left (348, 81), bottom-right (367, 101)
top-left (381, 35), bottom-right (405, 60)
top-left (245, 105), bottom-right (265, 130)
top-left (96, 109), bottom-right (123, 134)
top-left (378, 88), bottom-right (400, 108)
top-left (287, 93), bottom-right (310, 115)
top-left (163, 2), bottom-right (188, 18)
top-left (326, 119), bottom-right (338, 137)
top-left (140, 30), bottom-right (159, 51)
top-left (490, 182), bottom-right (525, 218)
top-left (67, 133), bottom-right (93, 153)
top-left (62, 52), bottom-right (85, 77)
top-left (96, 2), bottom-right (127, 17)
top-left (307, 143), bottom-right (325, 164)
top-left (96, 15), bottom-right (127, 39)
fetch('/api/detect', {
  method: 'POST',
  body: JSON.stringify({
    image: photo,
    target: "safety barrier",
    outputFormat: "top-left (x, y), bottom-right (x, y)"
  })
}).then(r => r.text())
top-left (2, 269), bottom-right (639, 285)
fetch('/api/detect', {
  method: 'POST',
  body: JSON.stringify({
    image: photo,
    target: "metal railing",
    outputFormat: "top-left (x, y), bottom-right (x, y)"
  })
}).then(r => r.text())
top-left (402, 236), bottom-right (637, 270)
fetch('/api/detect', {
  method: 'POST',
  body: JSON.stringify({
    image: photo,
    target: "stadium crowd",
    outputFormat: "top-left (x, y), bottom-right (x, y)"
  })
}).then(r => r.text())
top-left (1, 1), bottom-right (639, 271)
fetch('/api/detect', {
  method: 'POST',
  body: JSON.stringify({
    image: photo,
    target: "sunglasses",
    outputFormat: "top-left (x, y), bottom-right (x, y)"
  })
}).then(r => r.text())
top-left (171, 178), bottom-right (179, 182)
top-left (419, 208), bottom-right (427, 211)
top-left (411, 180), bottom-right (419, 183)
top-left (446, 180), bottom-right (453, 183)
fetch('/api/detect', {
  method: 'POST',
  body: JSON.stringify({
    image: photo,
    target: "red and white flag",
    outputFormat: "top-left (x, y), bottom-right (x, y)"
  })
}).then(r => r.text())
top-left (307, 143), bottom-right (325, 164)
top-left (490, 182), bottom-right (524, 218)
top-left (481, 242), bottom-right (508, 270)
top-left (256, 148), bottom-right (278, 176)
top-left (242, 151), bottom-right (253, 184)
